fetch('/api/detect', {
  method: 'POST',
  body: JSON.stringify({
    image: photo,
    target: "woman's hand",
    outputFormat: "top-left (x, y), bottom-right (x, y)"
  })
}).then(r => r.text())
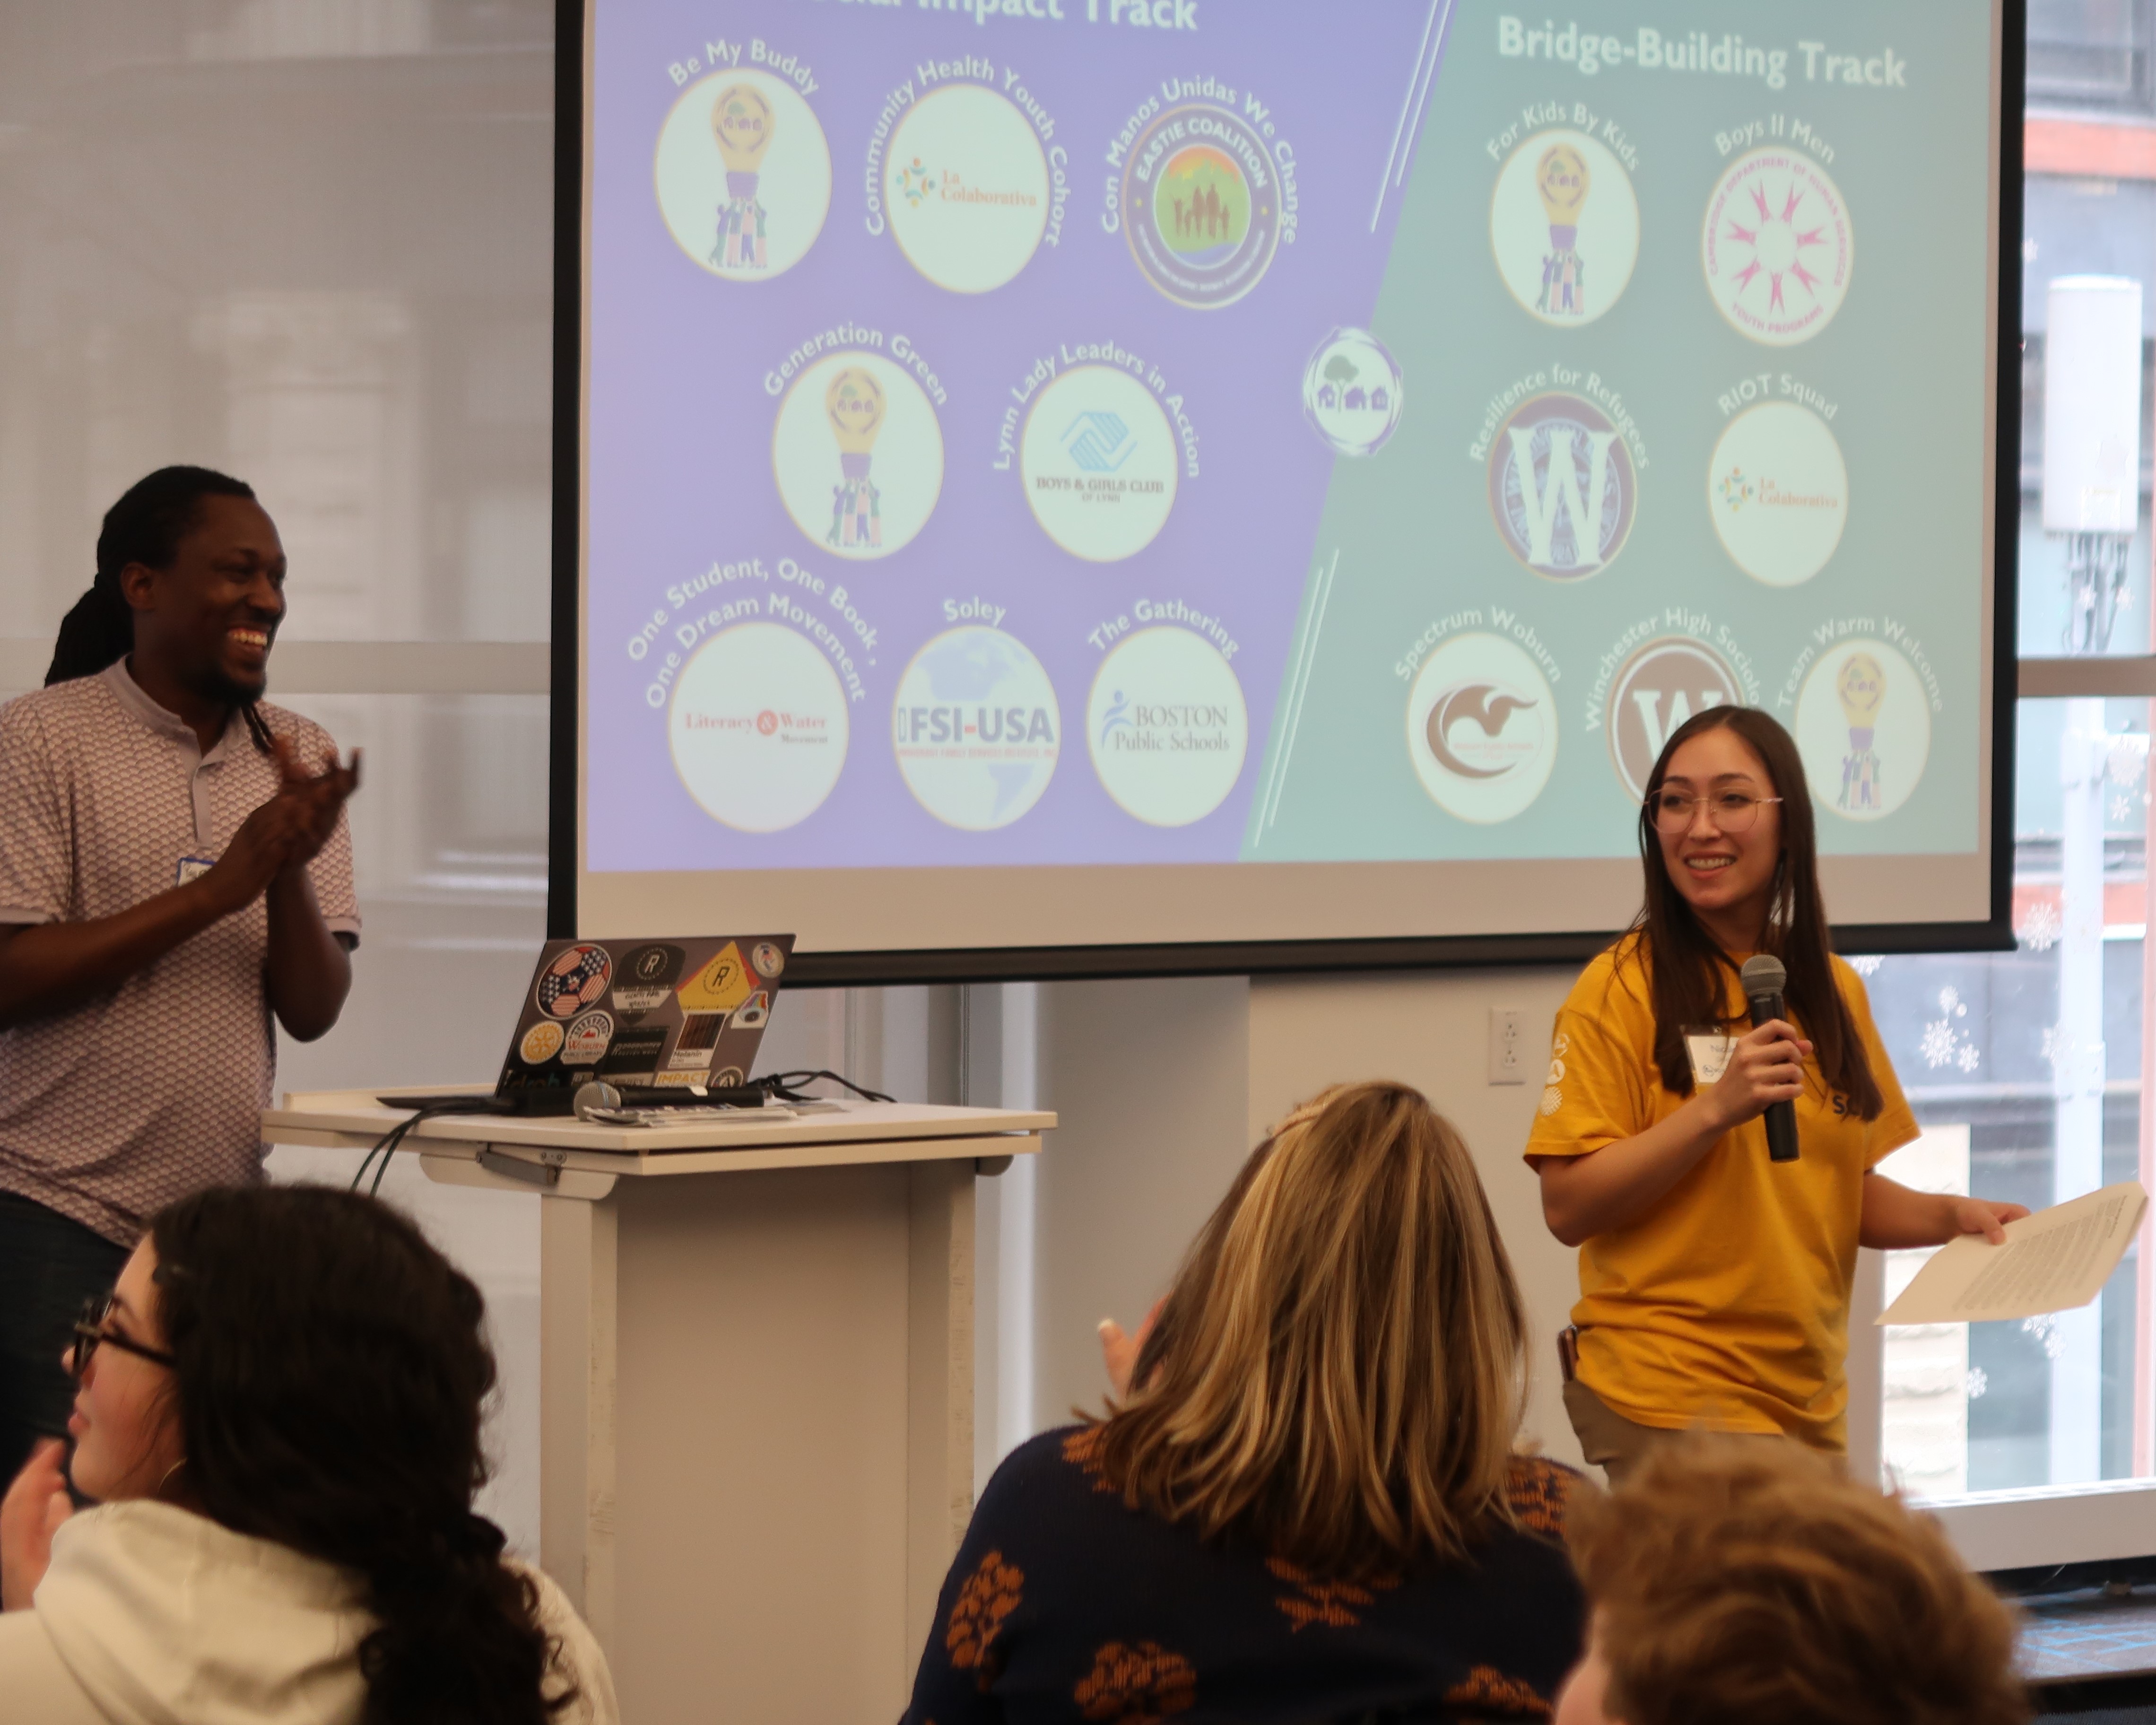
top-left (1945, 1195), bottom-right (2029, 1245)
top-left (0, 1439), bottom-right (72, 1612)
top-left (1702, 1019), bottom-right (1812, 1133)
top-left (1098, 1298), bottom-right (1163, 1399)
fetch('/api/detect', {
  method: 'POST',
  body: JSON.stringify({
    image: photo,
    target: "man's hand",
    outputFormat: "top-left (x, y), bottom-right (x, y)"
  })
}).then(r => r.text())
top-left (0, 1439), bottom-right (72, 1612)
top-left (269, 736), bottom-right (361, 873)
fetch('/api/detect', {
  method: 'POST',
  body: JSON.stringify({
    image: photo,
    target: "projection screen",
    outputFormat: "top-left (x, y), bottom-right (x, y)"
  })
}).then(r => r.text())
top-left (558, 0), bottom-right (2017, 982)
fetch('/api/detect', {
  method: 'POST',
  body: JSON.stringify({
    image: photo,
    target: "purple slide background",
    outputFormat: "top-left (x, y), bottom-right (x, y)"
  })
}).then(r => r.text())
top-left (585, 0), bottom-right (1443, 871)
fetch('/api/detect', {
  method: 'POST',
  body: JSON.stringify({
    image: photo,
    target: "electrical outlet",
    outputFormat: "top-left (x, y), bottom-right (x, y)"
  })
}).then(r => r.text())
top-left (1488, 1006), bottom-right (1530, 1085)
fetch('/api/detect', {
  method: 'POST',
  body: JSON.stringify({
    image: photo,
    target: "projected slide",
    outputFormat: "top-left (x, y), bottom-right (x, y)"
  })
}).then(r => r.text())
top-left (582, 0), bottom-right (1995, 925)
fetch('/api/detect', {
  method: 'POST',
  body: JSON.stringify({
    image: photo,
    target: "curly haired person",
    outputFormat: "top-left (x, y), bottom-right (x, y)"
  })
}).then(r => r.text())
top-left (1555, 1437), bottom-right (2026, 1725)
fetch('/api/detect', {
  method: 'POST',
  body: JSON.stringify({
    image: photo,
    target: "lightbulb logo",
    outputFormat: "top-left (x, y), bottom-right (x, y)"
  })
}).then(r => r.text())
top-left (1491, 129), bottom-right (1637, 328)
top-left (1703, 148), bottom-right (1853, 345)
top-left (1792, 638), bottom-right (1929, 822)
top-left (1834, 651), bottom-right (1885, 813)
top-left (653, 70), bottom-right (831, 281)
top-left (772, 351), bottom-right (944, 560)
top-left (1535, 144), bottom-right (1590, 316)
top-left (711, 84), bottom-right (774, 269)
top-left (825, 368), bottom-right (887, 551)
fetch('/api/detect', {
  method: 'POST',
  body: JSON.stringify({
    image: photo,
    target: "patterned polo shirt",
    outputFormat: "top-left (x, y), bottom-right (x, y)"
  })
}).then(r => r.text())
top-left (0, 662), bottom-right (359, 1244)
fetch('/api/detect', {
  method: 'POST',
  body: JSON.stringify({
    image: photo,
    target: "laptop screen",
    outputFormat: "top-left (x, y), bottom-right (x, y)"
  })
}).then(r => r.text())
top-left (496, 934), bottom-right (795, 1101)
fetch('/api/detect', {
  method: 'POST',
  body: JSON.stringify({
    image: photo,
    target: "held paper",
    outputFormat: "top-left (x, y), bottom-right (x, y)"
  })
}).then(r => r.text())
top-left (1878, 1180), bottom-right (2148, 1326)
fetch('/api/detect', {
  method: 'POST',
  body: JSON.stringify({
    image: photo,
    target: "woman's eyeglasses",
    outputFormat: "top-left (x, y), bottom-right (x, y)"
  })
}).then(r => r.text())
top-left (70, 1297), bottom-right (176, 1377)
top-left (1647, 790), bottom-right (1784, 836)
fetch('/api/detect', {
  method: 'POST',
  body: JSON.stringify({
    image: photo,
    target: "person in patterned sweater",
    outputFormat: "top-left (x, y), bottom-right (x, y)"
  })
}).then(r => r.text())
top-left (903, 1081), bottom-right (1590, 1725)
top-left (0, 467), bottom-right (359, 1486)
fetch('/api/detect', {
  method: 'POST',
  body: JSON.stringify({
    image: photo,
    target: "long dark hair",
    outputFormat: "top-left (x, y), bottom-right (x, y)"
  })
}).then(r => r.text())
top-left (149, 1187), bottom-right (575, 1725)
top-left (49, 465), bottom-right (274, 755)
top-left (1625, 706), bottom-right (1881, 1118)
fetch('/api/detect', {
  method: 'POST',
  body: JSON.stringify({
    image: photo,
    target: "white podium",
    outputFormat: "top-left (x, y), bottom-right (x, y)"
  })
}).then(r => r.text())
top-left (262, 1089), bottom-right (1052, 1725)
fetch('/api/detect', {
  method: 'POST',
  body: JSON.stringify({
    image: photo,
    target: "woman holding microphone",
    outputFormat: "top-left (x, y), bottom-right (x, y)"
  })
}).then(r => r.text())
top-left (1526, 707), bottom-right (2025, 1482)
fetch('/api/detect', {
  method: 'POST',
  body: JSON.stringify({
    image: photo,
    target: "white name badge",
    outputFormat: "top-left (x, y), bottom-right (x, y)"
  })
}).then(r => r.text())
top-left (176, 855), bottom-right (216, 887)
top-left (1684, 1028), bottom-right (1736, 1088)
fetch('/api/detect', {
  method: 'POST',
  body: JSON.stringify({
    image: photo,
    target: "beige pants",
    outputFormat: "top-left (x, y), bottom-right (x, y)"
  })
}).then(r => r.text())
top-left (1561, 1378), bottom-right (1819, 1488)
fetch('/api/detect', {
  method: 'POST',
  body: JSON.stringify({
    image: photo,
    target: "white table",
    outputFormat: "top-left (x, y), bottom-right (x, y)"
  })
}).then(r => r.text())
top-left (262, 1088), bottom-right (1052, 1725)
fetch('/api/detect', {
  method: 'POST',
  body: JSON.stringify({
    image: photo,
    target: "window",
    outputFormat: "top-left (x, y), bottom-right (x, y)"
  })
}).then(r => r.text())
top-left (2030, 0), bottom-right (2156, 114)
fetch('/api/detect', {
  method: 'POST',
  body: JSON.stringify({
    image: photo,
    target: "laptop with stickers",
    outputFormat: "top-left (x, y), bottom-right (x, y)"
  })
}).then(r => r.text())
top-left (501, 934), bottom-right (793, 1105)
top-left (379, 934), bottom-right (794, 1115)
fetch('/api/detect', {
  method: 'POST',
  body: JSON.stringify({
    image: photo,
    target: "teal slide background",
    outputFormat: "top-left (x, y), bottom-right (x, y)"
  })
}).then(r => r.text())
top-left (1244, 0), bottom-right (1993, 863)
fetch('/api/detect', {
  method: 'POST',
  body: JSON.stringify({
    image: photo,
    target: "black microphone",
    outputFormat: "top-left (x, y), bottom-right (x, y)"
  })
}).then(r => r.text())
top-left (1739, 954), bottom-right (1800, 1164)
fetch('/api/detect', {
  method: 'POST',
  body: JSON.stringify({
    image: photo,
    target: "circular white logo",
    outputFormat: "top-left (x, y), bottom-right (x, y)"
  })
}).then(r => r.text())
top-left (892, 626), bottom-right (1061, 830)
top-left (1792, 638), bottom-right (1930, 821)
top-left (1490, 129), bottom-right (1640, 327)
top-left (772, 351), bottom-right (944, 560)
top-left (1708, 401), bottom-right (1849, 588)
top-left (654, 71), bottom-right (832, 281)
top-left (885, 85), bottom-right (1050, 294)
top-left (1301, 328), bottom-right (1404, 457)
top-left (1020, 365), bottom-right (1178, 562)
top-left (1703, 149), bottom-right (1853, 346)
top-left (1407, 632), bottom-right (1557, 824)
top-left (1487, 393), bottom-right (1638, 580)
top-left (668, 620), bottom-right (850, 831)
top-left (1606, 636), bottom-right (1744, 800)
top-left (1087, 627), bottom-right (1247, 827)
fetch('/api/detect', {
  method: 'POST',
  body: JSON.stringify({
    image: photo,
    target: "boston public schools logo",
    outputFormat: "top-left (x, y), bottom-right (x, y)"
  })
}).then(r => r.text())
top-left (1487, 393), bottom-right (1637, 580)
top-left (1606, 636), bottom-right (1743, 799)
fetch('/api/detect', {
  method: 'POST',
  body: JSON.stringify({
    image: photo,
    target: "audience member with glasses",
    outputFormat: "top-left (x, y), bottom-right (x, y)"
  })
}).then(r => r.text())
top-left (1522, 708), bottom-right (2025, 1485)
top-left (0, 1185), bottom-right (617, 1725)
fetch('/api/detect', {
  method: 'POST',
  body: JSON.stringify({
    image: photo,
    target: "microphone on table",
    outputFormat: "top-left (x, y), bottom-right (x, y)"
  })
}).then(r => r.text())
top-left (1739, 954), bottom-right (1801, 1165)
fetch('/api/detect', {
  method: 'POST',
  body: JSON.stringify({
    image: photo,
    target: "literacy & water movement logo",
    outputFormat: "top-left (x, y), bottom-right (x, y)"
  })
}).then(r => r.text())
top-left (1487, 393), bottom-right (1637, 579)
top-left (669, 620), bottom-right (849, 832)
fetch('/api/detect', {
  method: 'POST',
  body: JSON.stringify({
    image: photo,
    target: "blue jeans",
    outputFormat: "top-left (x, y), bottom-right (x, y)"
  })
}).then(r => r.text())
top-left (0, 1193), bottom-right (129, 1487)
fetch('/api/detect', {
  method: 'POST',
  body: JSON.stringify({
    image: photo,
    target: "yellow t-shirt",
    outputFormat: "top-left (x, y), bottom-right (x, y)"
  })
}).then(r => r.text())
top-left (1524, 935), bottom-right (1918, 1450)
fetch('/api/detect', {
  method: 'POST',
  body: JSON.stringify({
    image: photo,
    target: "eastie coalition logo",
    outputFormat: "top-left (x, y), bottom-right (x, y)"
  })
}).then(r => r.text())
top-left (1487, 393), bottom-right (1637, 579)
top-left (1703, 149), bottom-right (1853, 346)
top-left (1606, 637), bottom-right (1743, 799)
top-left (1122, 102), bottom-right (1284, 309)
top-left (1407, 633), bottom-right (1557, 824)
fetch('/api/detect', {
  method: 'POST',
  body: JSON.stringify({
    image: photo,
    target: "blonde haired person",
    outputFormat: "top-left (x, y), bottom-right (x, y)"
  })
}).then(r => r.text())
top-left (901, 1082), bottom-right (1590, 1725)
top-left (1554, 1437), bottom-right (2026, 1725)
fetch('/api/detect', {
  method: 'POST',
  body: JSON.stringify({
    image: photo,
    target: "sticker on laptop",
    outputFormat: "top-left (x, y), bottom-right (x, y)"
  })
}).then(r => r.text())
top-left (519, 1021), bottom-right (565, 1065)
top-left (538, 944), bottom-right (613, 1019)
top-left (751, 941), bottom-right (785, 978)
top-left (666, 1010), bottom-right (728, 1072)
top-left (733, 990), bottom-right (770, 1031)
top-left (563, 1010), bottom-right (615, 1065)
top-left (597, 1026), bottom-right (667, 1083)
top-left (677, 942), bottom-right (753, 1012)
top-left (611, 943), bottom-right (686, 1018)
top-left (713, 1066), bottom-right (746, 1087)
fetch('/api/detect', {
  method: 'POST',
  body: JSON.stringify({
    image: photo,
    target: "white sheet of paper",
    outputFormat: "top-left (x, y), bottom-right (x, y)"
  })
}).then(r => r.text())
top-left (1877, 1179), bottom-right (2148, 1325)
